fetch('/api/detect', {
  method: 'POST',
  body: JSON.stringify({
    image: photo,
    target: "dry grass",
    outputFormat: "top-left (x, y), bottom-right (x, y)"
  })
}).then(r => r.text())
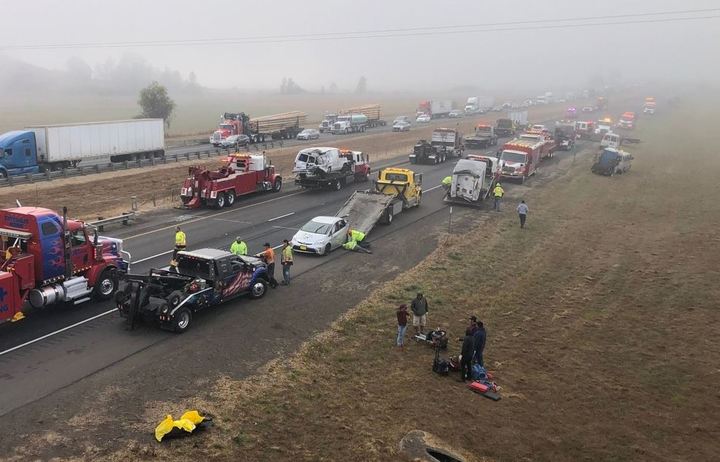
top-left (85, 96), bottom-right (720, 461)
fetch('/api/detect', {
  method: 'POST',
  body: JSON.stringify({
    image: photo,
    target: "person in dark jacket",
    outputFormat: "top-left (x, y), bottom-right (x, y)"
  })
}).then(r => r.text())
top-left (459, 328), bottom-right (475, 382)
top-left (473, 321), bottom-right (487, 366)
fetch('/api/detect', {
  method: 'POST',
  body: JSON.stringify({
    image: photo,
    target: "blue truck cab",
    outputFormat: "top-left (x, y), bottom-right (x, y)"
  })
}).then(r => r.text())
top-left (0, 130), bottom-right (40, 177)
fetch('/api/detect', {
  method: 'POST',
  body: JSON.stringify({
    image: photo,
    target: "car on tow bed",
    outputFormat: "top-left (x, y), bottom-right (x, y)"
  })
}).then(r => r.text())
top-left (291, 216), bottom-right (349, 256)
top-left (115, 248), bottom-right (269, 333)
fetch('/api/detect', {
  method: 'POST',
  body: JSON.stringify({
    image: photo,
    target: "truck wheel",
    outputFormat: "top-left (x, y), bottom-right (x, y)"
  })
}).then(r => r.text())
top-left (225, 190), bottom-right (236, 207)
top-left (172, 307), bottom-right (192, 333)
top-left (273, 178), bottom-right (282, 192)
top-left (167, 290), bottom-right (185, 308)
top-left (384, 208), bottom-right (394, 225)
top-left (216, 193), bottom-right (226, 208)
top-left (250, 280), bottom-right (268, 299)
top-left (93, 267), bottom-right (118, 301)
top-left (333, 180), bottom-right (342, 191)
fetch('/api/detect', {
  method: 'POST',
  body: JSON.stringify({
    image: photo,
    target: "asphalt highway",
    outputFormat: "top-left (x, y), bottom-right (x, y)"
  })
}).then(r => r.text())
top-left (0, 111), bottom-right (576, 417)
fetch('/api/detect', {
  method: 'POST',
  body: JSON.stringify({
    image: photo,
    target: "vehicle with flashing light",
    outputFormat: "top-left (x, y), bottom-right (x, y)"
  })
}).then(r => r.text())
top-left (499, 138), bottom-right (543, 183)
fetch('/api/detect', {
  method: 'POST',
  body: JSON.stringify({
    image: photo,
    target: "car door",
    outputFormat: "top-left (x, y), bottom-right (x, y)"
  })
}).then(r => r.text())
top-left (330, 220), bottom-right (348, 248)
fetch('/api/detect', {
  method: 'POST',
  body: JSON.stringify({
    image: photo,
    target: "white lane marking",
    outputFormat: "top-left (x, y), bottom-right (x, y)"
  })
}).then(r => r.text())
top-left (0, 309), bottom-right (117, 358)
top-left (267, 212), bottom-right (295, 222)
top-left (425, 184), bottom-right (442, 192)
top-left (133, 249), bottom-right (174, 264)
top-left (212, 218), bottom-right (253, 224)
top-left (272, 225), bottom-right (299, 231)
top-left (124, 191), bottom-right (305, 241)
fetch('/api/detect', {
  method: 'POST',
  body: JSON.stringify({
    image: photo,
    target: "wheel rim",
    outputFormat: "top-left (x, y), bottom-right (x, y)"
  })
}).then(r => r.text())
top-left (325, 244), bottom-right (331, 254)
top-left (100, 277), bottom-right (115, 296)
top-left (252, 282), bottom-right (266, 297)
top-left (227, 192), bottom-right (235, 205)
top-left (217, 195), bottom-right (225, 207)
top-left (335, 181), bottom-right (341, 191)
top-left (177, 311), bottom-right (190, 329)
top-left (388, 212), bottom-right (393, 223)
top-left (274, 179), bottom-right (282, 191)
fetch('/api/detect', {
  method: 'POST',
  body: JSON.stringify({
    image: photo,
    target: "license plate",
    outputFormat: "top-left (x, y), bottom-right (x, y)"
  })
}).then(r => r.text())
top-left (300, 245), bottom-right (307, 250)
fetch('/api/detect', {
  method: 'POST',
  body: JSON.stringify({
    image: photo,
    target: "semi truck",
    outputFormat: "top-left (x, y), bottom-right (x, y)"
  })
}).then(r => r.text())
top-left (332, 114), bottom-right (368, 134)
top-left (293, 147), bottom-right (370, 190)
top-left (336, 167), bottom-right (422, 232)
top-left (464, 97), bottom-right (480, 114)
top-left (343, 104), bottom-right (386, 128)
top-left (464, 124), bottom-right (498, 149)
top-left (409, 129), bottom-right (464, 164)
top-left (499, 138), bottom-right (543, 183)
top-left (210, 111), bottom-right (307, 145)
top-left (180, 153), bottom-right (282, 209)
top-left (0, 119), bottom-right (165, 176)
top-left (443, 156), bottom-right (500, 207)
top-left (0, 206), bottom-right (129, 324)
top-left (417, 100), bottom-right (453, 119)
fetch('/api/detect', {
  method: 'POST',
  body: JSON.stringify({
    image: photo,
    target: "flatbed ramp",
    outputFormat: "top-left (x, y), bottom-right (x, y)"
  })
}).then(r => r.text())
top-left (336, 191), bottom-right (394, 235)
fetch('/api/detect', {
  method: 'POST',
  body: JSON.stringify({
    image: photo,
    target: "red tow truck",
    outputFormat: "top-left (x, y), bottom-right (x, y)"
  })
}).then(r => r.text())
top-left (519, 129), bottom-right (557, 159)
top-left (180, 153), bottom-right (282, 209)
top-left (0, 207), bottom-right (128, 324)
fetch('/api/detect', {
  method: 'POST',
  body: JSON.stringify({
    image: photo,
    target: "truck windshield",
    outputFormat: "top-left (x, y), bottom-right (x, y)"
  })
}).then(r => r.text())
top-left (384, 173), bottom-right (408, 182)
top-left (501, 152), bottom-right (527, 163)
top-left (178, 257), bottom-right (212, 277)
top-left (301, 220), bottom-right (333, 235)
top-left (497, 120), bottom-right (511, 127)
top-left (476, 127), bottom-right (491, 134)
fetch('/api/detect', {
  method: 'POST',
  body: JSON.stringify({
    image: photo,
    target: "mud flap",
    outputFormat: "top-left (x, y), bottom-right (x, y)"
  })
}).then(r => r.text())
top-left (184, 196), bottom-right (201, 209)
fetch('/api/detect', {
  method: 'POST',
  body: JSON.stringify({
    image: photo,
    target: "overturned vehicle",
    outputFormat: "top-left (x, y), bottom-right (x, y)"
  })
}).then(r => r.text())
top-left (115, 249), bottom-right (269, 333)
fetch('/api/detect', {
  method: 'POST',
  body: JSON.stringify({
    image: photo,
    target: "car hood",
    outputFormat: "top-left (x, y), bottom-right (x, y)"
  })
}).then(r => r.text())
top-left (292, 231), bottom-right (329, 246)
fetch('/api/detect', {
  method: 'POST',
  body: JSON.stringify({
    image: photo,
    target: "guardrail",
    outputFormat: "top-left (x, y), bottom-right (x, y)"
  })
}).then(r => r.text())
top-left (0, 140), bottom-right (289, 189)
top-left (88, 212), bottom-right (136, 232)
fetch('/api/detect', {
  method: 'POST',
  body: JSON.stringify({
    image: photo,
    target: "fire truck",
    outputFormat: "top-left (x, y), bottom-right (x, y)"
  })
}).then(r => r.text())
top-left (180, 153), bottom-right (282, 209)
top-left (0, 207), bottom-right (128, 324)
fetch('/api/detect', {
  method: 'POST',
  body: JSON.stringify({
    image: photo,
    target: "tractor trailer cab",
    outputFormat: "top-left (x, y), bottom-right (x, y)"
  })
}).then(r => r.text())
top-left (0, 207), bottom-right (128, 324)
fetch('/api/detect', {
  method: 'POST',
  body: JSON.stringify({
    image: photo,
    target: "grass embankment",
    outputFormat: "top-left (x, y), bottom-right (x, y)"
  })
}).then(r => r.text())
top-left (105, 99), bottom-right (720, 461)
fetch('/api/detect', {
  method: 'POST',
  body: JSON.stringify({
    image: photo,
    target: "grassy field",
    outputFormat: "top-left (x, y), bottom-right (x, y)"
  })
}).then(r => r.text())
top-left (85, 95), bottom-right (720, 461)
top-left (0, 92), bottom-right (427, 136)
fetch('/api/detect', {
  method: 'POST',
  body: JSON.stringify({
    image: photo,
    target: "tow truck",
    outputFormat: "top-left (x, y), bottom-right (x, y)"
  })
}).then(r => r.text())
top-left (115, 249), bottom-right (269, 333)
top-left (336, 167), bottom-right (422, 233)
top-left (180, 153), bottom-right (282, 209)
top-left (0, 206), bottom-right (128, 324)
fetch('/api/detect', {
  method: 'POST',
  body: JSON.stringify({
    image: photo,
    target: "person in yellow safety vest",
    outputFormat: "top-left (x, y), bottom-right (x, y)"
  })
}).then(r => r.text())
top-left (171, 226), bottom-right (187, 270)
top-left (280, 239), bottom-right (293, 285)
top-left (492, 183), bottom-right (504, 212)
top-left (344, 229), bottom-right (372, 254)
top-left (442, 176), bottom-right (452, 195)
top-left (230, 237), bottom-right (248, 256)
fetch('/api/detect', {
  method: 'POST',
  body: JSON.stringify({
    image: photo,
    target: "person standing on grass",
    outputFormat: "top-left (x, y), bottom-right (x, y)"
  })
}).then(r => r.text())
top-left (411, 292), bottom-right (429, 336)
top-left (280, 239), bottom-right (293, 285)
top-left (473, 321), bottom-right (487, 367)
top-left (459, 328), bottom-right (475, 382)
top-left (396, 304), bottom-right (409, 349)
top-left (517, 200), bottom-right (529, 228)
top-left (493, 183), bottom-right (504, 211)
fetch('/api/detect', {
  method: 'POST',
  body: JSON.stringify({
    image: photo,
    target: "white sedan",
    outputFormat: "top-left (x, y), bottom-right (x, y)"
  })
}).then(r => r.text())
top-left (297, 128), bottom-right (320, 140)
top-left (392, 120), bottom-right (411, 132)
top-left (291, 216), bottom-right (349, 256)
top-left (416, 114), bottom-right (431, 123)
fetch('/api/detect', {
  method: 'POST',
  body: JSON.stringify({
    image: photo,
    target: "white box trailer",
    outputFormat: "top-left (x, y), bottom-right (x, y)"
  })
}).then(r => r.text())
top-left (27, 119), bottom-right (165, 166)
top-left (431, 100), bottom-right (453, 118)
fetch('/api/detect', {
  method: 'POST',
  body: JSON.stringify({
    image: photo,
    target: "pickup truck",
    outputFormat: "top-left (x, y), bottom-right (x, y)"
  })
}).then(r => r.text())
top-left (115, 248), bottom-right (269, 333)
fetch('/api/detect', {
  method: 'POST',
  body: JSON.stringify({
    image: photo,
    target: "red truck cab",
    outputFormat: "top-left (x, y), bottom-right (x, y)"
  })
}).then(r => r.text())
top-left (499, 139), bottom-right (543, 183)
top-left (0, 207), bottom-right (127, 323)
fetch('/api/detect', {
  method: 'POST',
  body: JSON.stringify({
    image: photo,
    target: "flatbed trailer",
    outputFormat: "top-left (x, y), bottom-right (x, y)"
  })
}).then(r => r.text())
top-left (335, 168), bottom-right (422, 234)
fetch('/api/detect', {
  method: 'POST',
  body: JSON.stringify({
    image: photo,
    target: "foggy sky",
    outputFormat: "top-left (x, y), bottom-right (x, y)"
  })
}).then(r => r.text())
top-left (0, 0), bottom-right (719, 93)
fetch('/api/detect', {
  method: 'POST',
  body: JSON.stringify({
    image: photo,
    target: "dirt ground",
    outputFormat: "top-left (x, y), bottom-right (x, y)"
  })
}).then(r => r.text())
top-left (69, 95), bottom-right (720, 460)
top-left (0, 105), bottom-right (563, 220)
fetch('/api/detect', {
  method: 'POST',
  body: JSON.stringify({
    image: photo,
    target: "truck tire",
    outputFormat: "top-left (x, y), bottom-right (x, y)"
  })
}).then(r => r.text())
top-left (216, 193), bottom-right (226, 208)
top-left (273, 178), bottom-right (282, 192)
top-left (384, 208), bottom-right (394, 225)
top-left (167, 290), bottom-right (185, 308)
top-left (225, 190), bottom-right (236, 207)
top-left (93, 267), bottom-right (118, 301)
top-left (250, 279), bottom-right (268, 299)
top-left (172, 307), bottom-right (192, 333)
top-left (333, 180), bottom-right (342, 191)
